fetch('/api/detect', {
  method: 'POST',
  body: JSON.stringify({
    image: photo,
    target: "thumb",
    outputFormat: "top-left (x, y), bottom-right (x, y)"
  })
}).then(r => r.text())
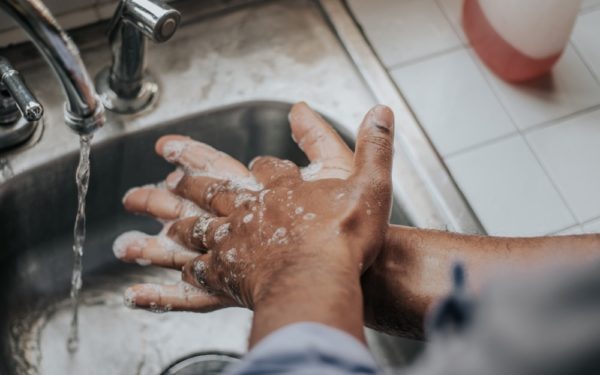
top-left (352, 105), bottom-right (395, 188)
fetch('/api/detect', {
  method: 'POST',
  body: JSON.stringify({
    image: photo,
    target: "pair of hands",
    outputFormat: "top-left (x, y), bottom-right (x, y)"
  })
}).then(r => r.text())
top-left (115, 102), bottom-right (395, 340)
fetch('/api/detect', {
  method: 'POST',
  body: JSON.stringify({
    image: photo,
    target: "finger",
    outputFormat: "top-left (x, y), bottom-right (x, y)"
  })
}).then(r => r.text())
top-left (167, 216), bottom-right (220, 253)
top-left (289, 102), bottom-right (353, 179)
top-left (249, 156), bottom-right (301, 188)
top-left (352, 105), bottom-right (395, 192)
top-left (173, 174), bottom-right (257, 215)
top-left (168, 215), bottom-right (230, 252)
top-left (182, 252), bottom-right (219, 292)
top-left (156, 135), bottom-right (249, 177)
top-left (123, 185), bottom-right (204, 220)
top-left (124, 282), bottom-right (234, 312)
top-left (113, 231), bottom-right (197, 269)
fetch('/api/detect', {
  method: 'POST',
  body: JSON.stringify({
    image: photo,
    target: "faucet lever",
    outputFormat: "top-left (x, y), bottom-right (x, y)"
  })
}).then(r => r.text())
top-left (96, 0), bottom-right (181, 114)
top-left (0, 57), bottom-right (43, 123)
top-left (111, 0), bottom-right (180, 42)
top-left (0, 56), bottom-right (43, 150)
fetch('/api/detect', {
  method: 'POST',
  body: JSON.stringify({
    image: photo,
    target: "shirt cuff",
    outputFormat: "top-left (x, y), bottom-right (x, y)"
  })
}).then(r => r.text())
top-left (226, 322), bottom-right (380, 375)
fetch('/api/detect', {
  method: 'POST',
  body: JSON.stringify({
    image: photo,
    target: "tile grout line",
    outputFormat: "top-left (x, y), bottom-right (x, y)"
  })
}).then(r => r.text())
top-left (461, 44), bottom-right (581, 229)
top-left (522, 102), bottom-right (600, 136)
top-left (444, 131), bottom-right (519, 160)
top-left (548, 223), bottom-right (584, 236)
top-left (569, 40), bottom-right (600, 86)
top-left (386, 44), bottom-right (466, 72)
top-left (433, 0), bottom-right (468, 45)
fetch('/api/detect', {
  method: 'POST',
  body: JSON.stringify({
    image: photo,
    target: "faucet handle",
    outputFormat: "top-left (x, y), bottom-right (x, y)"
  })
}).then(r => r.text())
top-left (0, 57), bottom-right (43, 123)
top-left (111, 0), bottom-right (181, 43)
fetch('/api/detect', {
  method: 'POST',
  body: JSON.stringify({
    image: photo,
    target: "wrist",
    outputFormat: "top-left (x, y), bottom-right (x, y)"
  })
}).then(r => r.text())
top-left (361, 224), bottom-right (426, 338)
top-left (248, 249), bottom-right (365, 347)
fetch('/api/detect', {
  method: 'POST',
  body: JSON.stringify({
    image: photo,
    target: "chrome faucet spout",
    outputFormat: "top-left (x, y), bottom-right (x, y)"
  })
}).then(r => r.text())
top-left (0, 0), bottom-right (104, 135)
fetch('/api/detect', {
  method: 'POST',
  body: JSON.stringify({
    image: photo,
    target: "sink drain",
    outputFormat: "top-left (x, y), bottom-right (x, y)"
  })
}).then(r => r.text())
top-left (162, 352), bottom-right (241, 375)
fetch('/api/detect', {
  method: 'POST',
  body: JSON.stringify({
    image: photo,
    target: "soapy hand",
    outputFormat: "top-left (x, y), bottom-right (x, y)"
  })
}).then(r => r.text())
top-left (116, 103), bottom-right (393, 313)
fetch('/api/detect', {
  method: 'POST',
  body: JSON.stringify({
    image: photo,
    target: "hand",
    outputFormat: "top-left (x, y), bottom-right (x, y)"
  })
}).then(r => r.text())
top-left (116, 104), bottom-right (394, 329)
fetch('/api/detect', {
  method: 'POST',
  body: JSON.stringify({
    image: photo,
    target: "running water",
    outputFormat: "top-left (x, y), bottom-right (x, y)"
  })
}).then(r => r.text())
top-left (67, 135), bottom-right (93, 353)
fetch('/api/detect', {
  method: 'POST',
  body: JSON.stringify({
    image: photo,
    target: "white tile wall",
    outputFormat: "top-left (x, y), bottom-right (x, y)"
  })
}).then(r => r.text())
top-left (477, 46), bottom-right (600, 130)
top-left (391, 48), bottom-right (515, 156)
top-left (527, 109), bottom-right (600, 223)
top-left (347, 0), bottom-right (461, 67)
top-left (435, 0), bottom-right (467, 43)
top-left (572, 9), bottom-right (600, 81)
top-left (555, 225), bottom-right (584, 236)
top-left (581, 0), bottom-right (600, 12)
top-left (350, 1), bottom-right (600, 236)
top-left (445, 135), bottom-right (576, 236)
top-left (583, 218), bottom-right (600, 233)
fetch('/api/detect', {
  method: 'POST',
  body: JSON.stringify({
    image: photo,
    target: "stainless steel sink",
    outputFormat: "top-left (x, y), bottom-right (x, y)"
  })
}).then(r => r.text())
top-left (0, 0), bottom-right (481, 373)
top-left (0, 102), bottom-right (409, 374)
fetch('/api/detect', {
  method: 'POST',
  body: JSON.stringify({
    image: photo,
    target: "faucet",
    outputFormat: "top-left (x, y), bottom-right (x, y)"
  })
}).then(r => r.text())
top-left (0, 56), bottom-right (43, 150)
top-left (0, 0), bottom-right (104, 135)
top-left (95, 0), bottom-right (180, 114)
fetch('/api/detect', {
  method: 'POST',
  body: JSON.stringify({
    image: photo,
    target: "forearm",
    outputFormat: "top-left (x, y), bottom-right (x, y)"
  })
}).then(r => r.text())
top-left (363, 224), bottom-right (600, 338)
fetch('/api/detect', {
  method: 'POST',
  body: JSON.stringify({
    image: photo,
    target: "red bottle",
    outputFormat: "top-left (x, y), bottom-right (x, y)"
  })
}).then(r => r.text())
top-left (463, 0), bottom-right (582, 82)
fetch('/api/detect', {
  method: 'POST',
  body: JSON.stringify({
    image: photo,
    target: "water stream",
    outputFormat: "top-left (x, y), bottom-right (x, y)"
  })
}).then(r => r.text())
top-left (67, 135), bottom-right (93, 353)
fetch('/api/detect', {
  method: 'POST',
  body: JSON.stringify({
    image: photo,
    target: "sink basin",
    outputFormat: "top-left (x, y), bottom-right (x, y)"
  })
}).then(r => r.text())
top-left (0, 102), bottom-right (410, 374)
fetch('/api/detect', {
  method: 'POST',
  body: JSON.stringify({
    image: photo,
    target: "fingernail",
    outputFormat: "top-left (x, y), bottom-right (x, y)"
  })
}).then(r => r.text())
top-left (369, 105), bottom-right (394, 131)
top-left (124, 287), bottom-right (137, 308)
top-left (122, 186), bottom-right (139, 205)
top-left (248, 156), bottom-right (261, 170)
top-left (113, 231), bottom-right (148, 259)
top-left (162, 140), bottom-right (186, 162)
top-left (166, 169), bottom-right (184, 190)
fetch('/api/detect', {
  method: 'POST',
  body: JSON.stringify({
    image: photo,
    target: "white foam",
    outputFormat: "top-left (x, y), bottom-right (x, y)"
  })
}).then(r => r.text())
top-left (214, 223), bottom-right (231, 243)
top-left (135, 258), bottom-right (151, 266)
top-left (243, 213), bottom-right (254, 223)
top-left (294, 207), bottom-right (304, 215)
top-left (270, 227), bottom-right (288, 245)
top-left (123, 288), bottom-right (137, 308)
top-left (181, 200), bottom-right (207, 218)
top-left (303, 213), bottom-right (316, 221)
top-left (301, 162), bottom-right (322, 181)
top-left (112, 231), bottom-right (149, 259)
top-left (235, 193), bottom-right (257, 208)
top-left (225, 248), bottom-right (237, 263)
top-left (158, 235), bottom-right (187, 253)
top-left (163, 140), bottom-right (186, 162)
top-left (166, 168), bottom-right (184, 190)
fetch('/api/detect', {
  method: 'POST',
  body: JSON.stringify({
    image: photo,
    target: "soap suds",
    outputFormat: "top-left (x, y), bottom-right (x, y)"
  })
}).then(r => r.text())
top-left (163, 140), bottom-right (187, 162)
top-left (294, 206), bottom-right (304, 215)
top-left (303, 213), bottom-right (316, 221)
top-left (301, 162), bottom-right (322, 181)
top-left (243, 213), bottom-right (254, 223)
top-left (270, 227), bottom-right (288, 245)
top-left (214, 223), bottom-right (231, 243)
top-left (135, 258), bottom-right (151, 266)
top-left (123, 288), bottom-right (137, 308)
top-left (235, 193), bottom-right (257, 208)
top-left (225, 248), bottom-right (237, 263)
top-left (112, 231), bottom-right (149, 259)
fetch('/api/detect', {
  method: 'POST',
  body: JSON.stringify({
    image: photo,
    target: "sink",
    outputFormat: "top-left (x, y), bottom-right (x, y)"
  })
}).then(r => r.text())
top-left (0, 0), bottom-right (484, 371)
top-left (0, 102), bottom-right (410, 374)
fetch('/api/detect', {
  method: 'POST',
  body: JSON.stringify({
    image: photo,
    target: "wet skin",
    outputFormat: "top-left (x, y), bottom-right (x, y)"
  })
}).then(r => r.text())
top-left (117, 102), bottom-right (600, 342)
top-left (117, 104), bottom-right (395, 345)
